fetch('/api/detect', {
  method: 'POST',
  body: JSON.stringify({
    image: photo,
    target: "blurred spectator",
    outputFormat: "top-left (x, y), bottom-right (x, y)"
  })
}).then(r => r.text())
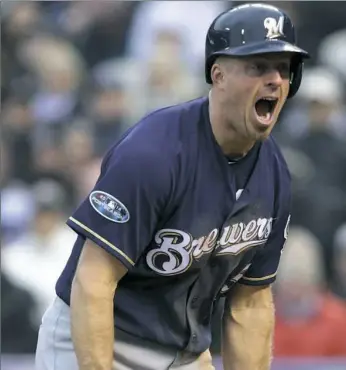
top-left (59, 126), bottom-right (103, 202)
top-left (2, 2), bottom-right (42, 39)
top-left (19, 33), bottom-right (86, 148)
top-left (331, 224), bottom-right (346, 300)
top-left (1, 95), bottom-right (36, 183)
top-left (62, 127), bottom-right (95, 172)
top-left (1, 180), bottom-right (36, 245)
top-left (1, 271), bottom-right (39, 354)
top-left (28, 143), bottom-right (77, 211)
top-left (126, 31), bottom-right (204, 120)
top-left (73, 156), bottom-right (103, 203)
top-left (57, 2), bottom-right (138, 67)
top-left (274, 227), bottom-right (346, 357)
top-left (1, 2), bottom-right (54, 102)
top-left (1, 180), bottom-right (76, 318)
top-left (126, 1), bottom-right (227, 72)
top-left (290, 2), bottom-right (346, 62)
top-left (87, 61), bottom-right (131, 152)
top-left (280, 67), bottom-right (345, 141)
top-left (1, 2), bottom-right (42, 76)
top-left (318, 29), bottom-right (346, 139)
top-left (0, 138), bottom-right (36, 244)
top-left (319, 29), bottom-right (346, 87)
top-left (280, 67), bottom-right (346, 280)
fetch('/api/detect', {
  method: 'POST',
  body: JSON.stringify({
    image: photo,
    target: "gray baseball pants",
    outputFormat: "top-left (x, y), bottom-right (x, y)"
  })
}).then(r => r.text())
top-left (35, 297), bottom-right (215, 370)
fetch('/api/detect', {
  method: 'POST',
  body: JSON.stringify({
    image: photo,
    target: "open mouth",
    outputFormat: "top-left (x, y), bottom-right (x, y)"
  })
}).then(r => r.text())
top-left (254, 97), bottom-right (278, 122)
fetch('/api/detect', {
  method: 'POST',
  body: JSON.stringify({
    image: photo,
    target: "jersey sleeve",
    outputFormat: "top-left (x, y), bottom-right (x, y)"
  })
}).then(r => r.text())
top-left (66, 142), bottom-right (172, 270)
top-left (239, 182), bottom-right (291, 286)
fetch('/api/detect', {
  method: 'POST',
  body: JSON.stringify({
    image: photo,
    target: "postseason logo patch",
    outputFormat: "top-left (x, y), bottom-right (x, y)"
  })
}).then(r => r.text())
top-left (89, 191), bottom-right (130, 223)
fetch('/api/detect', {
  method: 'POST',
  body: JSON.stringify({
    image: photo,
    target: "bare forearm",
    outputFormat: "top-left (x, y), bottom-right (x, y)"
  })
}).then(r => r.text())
top-left (71, 278), bottom-right (115, 370)
top-left (222, 285), bottom-right (275, 370)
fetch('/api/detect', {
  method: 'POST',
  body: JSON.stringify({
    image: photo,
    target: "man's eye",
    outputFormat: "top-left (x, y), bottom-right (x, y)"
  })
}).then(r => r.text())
top-left (250, 63), bottom-right (266, 74)
top-left (278, 64), bottom-right (291, 76)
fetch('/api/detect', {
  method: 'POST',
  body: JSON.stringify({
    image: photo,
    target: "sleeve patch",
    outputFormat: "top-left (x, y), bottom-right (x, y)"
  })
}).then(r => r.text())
top-left (89, 191), bottom-right (130, 223)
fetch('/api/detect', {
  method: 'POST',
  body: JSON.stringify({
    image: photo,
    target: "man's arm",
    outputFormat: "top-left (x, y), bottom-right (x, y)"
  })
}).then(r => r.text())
top-left (222, 284), bottom-right (275, 370)
top-left (71, 239), bottom-right (127, 370)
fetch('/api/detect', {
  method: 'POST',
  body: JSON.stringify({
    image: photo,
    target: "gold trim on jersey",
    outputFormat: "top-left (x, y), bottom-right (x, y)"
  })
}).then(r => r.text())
top-left (241, 271), bottom-right (277, 281)
top-left (68, 217), bottom-right (135, 266)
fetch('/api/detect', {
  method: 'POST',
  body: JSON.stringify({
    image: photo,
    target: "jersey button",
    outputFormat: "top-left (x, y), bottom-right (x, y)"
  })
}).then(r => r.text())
top-left (191, 296), bottom-right (199, 307)
top-left (191, 334), bottom-right (198, 342)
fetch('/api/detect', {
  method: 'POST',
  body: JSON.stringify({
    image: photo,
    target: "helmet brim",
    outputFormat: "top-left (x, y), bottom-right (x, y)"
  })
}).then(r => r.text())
top-left (212, 39), bottom-right (310, 59)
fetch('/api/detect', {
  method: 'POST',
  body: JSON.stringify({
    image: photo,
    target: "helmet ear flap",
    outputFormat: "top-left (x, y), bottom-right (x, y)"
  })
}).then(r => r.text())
top-left (205, 57), bottom-right (214, 85)
top-left (288, 58), bottom-right (304, 99)
top-left (205, 55), bottom-right (219, 84)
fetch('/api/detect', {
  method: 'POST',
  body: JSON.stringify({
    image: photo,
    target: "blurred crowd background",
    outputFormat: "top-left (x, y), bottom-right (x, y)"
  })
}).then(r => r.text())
top-left (1, 1), bottom-right (346, 369)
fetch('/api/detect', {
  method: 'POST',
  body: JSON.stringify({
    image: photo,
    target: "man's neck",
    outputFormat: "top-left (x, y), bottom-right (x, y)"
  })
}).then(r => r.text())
top-left (208, 90), bottom-right (255, 158)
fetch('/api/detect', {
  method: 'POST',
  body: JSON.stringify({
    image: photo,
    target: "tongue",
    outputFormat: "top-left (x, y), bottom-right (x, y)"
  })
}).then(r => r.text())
top-left (255, 100), bottom-right (271, 118)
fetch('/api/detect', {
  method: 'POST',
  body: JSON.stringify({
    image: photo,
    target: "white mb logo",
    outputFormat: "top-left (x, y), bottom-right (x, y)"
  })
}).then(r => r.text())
top-left (264, 16), bottom-right (284, 39)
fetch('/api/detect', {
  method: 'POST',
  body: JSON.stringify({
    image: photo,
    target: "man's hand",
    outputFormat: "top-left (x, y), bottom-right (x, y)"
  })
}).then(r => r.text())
top-left (71, 239), bottom-right (127, 370)
top-left (222, 284), bottom-right (275, 370)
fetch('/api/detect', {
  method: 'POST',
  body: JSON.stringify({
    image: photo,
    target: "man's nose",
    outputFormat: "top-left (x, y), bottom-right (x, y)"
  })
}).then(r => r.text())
top-left (265, 68), bottom-right (284, 89)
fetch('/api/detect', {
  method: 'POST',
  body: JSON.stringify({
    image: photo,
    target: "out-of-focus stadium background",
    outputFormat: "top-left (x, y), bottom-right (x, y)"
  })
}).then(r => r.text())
top-left (1, 1), bottom-right (346, 369)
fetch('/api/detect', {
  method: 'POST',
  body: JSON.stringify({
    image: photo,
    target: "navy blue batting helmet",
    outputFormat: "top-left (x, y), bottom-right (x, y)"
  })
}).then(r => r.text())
top-left (205, 3), bottom-right (310, 98)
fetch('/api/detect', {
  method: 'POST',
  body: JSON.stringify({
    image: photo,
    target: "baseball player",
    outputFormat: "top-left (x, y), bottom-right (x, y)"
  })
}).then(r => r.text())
top-left (35, 3), bottom-right (309, 370)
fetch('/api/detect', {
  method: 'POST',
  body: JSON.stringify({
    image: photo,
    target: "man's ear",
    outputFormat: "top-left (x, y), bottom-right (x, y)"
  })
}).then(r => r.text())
top-left (211, 62), bottom-right (225, 86)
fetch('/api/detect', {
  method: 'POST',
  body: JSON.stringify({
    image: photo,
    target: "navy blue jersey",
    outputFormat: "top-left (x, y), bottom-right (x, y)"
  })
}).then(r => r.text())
top-left (56, 96), bottom-right (291, 354)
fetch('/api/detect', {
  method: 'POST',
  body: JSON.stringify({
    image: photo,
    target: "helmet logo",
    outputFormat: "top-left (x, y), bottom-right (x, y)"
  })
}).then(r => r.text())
top-left (264, 16), bottom-right (284, 39)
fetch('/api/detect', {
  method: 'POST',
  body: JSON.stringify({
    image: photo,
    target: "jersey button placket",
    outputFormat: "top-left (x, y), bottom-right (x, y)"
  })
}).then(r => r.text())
top-left (191, 296), bottom-right (199, 308)
top-left (202, 314), bottom-right (210, 325)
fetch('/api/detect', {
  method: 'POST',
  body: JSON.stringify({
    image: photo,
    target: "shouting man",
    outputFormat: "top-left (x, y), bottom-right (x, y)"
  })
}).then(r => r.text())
top-left (35, 3), bottom-right (309, 370)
